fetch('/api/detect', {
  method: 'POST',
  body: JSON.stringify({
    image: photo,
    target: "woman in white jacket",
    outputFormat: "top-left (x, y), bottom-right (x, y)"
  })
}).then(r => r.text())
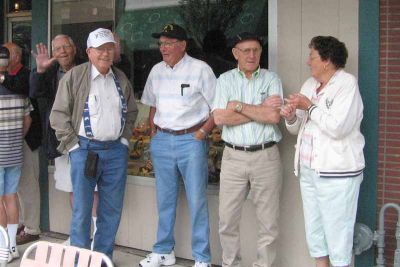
top-left (280, 36), bottom-right (365, 267)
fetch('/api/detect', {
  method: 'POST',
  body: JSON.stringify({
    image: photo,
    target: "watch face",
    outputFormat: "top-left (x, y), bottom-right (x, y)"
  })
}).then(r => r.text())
top-left (235, 103), bottom-right (243, 112)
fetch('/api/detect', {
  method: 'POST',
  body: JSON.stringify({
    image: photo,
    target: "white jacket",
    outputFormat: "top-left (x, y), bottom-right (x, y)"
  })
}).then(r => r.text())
top-left (286, 69), bottom-right (365, 178)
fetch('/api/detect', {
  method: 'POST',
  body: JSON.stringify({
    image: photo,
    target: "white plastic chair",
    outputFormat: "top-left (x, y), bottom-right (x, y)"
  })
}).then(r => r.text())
top-left (20, 241), bottom-right (113, 267)
top-left (0, 225), bottom-right (9, 267)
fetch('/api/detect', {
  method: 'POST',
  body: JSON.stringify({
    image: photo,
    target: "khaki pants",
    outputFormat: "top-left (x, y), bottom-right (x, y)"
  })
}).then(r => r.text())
top-left (219, 145), bottom-right (282, 267)
top-left (17, 141), bottom-right (41, 234)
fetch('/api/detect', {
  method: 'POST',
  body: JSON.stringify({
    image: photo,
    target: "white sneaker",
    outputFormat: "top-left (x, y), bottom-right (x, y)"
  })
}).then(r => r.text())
top-left (139, 251), bottom-right (176, 267)
top-left (8, 246), bottom-right (19, 263)
top-left (63, 237), bottom-right (70, 246)
top-left (193, 262), bottom-right (211, 267)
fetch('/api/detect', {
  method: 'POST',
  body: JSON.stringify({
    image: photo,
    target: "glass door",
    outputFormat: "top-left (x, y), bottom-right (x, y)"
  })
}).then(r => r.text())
top-left (7, 16), bottom-right (32, 67)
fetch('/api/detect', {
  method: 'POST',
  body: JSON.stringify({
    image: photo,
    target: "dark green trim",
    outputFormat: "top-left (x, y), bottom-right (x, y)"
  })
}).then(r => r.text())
top-left (355, 0), bottom-right (379, 266)
top-left (32, 0), bottom-right (50, 231)
top-left (32, 0), bottom-right (48, 68)
top-left (0, 3), bottom-right (4, 44)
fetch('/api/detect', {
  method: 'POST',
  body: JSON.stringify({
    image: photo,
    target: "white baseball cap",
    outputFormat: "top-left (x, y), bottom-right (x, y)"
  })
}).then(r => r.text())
top-left (87, 28), bottom-right (116, 48)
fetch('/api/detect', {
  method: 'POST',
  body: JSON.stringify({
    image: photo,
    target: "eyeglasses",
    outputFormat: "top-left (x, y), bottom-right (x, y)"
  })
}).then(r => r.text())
top-left (157, 41), bottom-right (181, 48)
top-left (53, 44), bottom-right (73, 53)
top-left (235, 47), bottom-right (262, 55)
top-left (92, 47), bottom-right (115, 53)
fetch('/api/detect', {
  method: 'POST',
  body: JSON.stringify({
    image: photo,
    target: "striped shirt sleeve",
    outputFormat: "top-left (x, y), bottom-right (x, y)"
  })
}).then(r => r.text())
top-left (212, 74), bottom-right (229, 111)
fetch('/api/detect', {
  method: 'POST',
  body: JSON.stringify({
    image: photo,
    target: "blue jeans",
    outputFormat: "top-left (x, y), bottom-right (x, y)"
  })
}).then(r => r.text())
top-left (150, 131), bottom-right (211, 262)
top-left (69, 137), bottom-right (128, 259)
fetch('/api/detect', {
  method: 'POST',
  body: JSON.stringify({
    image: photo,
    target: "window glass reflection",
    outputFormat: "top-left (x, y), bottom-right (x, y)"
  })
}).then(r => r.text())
top-left (116, 0), bottom-right (268, 181)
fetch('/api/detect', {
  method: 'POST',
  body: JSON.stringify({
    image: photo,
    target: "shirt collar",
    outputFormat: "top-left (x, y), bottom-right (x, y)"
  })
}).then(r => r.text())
top-left (327, 69), bottom-right (342, 85)
top-left (90, 64), bottom-right (114, 80)
top-left (8, 63), bottom-right (23, 75)
top-left (236, 65), bottom-right (261, 79)
top-left (163, 53), bottom-right (188, 70)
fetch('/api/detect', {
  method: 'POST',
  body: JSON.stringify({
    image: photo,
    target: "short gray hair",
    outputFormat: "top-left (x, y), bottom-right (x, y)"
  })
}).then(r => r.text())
top-left (51, 34), bottom-right (75, 50)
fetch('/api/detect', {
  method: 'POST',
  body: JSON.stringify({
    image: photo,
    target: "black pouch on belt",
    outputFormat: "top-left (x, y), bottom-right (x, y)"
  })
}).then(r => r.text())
top-left (84, 150), bottom-right (98, 180)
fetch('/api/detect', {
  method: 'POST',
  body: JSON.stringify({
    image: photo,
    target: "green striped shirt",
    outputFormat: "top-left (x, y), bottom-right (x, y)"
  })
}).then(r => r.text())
top-left (213, 67), bottom-right (282, 146)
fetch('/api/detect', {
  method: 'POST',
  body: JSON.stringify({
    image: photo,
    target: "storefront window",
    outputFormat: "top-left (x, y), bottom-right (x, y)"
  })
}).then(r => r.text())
top-left (5, 0), bottom-right (32, 67)
top-left (51, 0), bottom-right (115, 60)
top-left (49, 0), bottom-right (268, 183)
top-left (117, 0), bottom-right (268, 183)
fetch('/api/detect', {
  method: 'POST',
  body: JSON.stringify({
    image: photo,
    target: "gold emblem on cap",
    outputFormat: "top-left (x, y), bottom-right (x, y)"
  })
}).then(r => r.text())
top-left (163, 24), bottom-right (174, 32)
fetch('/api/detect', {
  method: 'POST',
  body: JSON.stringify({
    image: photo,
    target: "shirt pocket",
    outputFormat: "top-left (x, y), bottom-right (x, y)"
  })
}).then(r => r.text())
top-left (87, 94), bottom-right (100, 117)
top-left (257, 91), bottom-right (268, 105)
top-left (182, 84), bottom-right (199, 106)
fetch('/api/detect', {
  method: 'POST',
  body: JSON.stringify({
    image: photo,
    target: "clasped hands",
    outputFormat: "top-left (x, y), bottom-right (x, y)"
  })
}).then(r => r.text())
top-left (280, 94), bottom-right (313, 121)
top-left (226, 94), bottom-right (312, 122)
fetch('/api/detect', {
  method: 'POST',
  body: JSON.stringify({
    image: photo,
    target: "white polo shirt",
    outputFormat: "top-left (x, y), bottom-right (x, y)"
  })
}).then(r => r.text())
top-left (141, 54), bottom-right (216, 130)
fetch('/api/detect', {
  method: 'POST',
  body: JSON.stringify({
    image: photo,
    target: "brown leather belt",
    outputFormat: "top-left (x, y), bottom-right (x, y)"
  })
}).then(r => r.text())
top-left (155, 122), bottom-right (203, 135)
top-left (225, 141), bottom-right (276, 152)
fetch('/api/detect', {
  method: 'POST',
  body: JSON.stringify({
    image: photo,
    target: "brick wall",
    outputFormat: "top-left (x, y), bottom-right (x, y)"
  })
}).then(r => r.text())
top-left (378, 0), bottom-right (400, 266)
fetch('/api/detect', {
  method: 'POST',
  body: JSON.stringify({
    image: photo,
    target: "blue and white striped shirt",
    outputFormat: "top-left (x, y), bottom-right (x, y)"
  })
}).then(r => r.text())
top-left (141, 54), bottom-right (216, 130)
top-left (213, 67), bottom-right (283, 146)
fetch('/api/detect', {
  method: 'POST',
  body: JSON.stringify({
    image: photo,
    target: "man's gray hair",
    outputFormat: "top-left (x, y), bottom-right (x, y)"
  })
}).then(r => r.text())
top-left (51, 34), bottom-right (75, 50)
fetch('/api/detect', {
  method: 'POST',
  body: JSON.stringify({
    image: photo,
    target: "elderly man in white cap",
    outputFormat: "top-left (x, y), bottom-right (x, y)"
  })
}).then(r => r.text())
top-left (50, 28), bottom-right (138, 259)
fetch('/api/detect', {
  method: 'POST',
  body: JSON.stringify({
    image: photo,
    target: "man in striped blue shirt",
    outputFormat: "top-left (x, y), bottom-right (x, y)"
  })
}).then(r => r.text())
top-left (213, 32), bottom-right (283, 267)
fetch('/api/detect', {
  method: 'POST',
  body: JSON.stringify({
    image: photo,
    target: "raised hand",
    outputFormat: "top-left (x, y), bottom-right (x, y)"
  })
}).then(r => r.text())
top-left (31, 43), bottom-right (57, 73)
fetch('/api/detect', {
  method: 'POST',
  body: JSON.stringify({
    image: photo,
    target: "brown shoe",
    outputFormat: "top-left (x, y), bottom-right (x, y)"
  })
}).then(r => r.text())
top-left (16, 232), bottom-right (40, 245)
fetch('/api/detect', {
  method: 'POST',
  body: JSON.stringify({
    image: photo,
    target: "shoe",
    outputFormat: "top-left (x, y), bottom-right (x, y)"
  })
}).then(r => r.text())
top-left (139, 251), bottom-right (176, 267)
top-left (63, 237), bottom-right (70, 246)
top-left (16, 232), bottom-right (40, 245)
top-left (8, 246), bottom-right (19, 263)
top-left (193, 262), bottom-right (211, 267)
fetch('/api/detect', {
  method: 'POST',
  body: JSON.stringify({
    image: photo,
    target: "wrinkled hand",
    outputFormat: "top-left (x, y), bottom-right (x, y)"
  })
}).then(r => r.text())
top-left (194, 129), bottom-right (206, 140)
top-left (285, 93), bottom-right (312, 110)
top-left (150, 128), bottom-right (157, 138)
top-left (262, 95), bottom-right (283, 109)
top-left (31, 43), bottom-right (57, 73)
top-left (226, 100), bottom-right (240, 110)
top-left (280, 103), bottom-right (296, 121)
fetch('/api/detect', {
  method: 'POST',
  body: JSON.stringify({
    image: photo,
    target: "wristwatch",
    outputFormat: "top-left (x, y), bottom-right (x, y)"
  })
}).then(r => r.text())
top-left (0, 74), bottom-right (5, 84)
top-left (234, 102), bottom-right (243, 113)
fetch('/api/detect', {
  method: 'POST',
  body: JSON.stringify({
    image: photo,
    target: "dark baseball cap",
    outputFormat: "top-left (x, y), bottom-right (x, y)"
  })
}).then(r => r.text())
top-left (230, 32), bottom-right (262, 47)
top-left (152, 23), bottom-right (188, 41)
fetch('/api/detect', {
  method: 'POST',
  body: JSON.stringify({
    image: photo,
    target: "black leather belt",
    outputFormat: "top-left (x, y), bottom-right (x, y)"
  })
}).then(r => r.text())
top-left (225, 141), bottom-right (276, 152)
